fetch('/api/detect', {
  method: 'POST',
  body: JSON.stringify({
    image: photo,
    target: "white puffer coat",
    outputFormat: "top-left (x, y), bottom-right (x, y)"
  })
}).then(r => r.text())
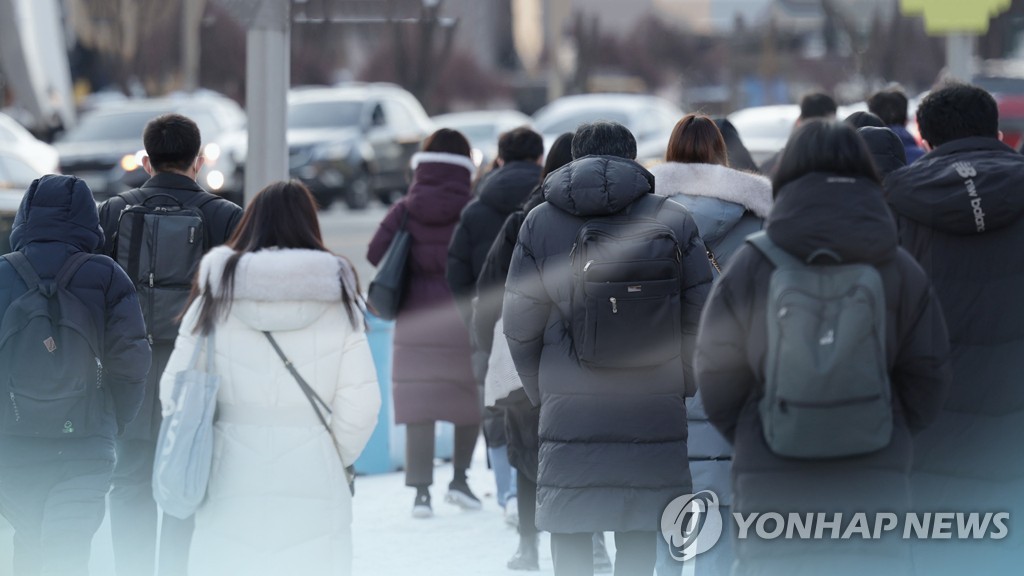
top-left (160, 246), bottom-right (381, 576)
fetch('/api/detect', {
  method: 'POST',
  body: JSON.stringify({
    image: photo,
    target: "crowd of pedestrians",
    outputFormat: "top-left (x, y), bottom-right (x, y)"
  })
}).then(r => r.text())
top-left (0, 80), bottom-right (1021, 576)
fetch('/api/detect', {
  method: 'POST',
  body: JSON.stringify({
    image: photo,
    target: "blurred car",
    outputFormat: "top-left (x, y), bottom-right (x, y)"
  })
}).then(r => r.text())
top-left (0, 150), bottom-right (45, 253)
top-left (54, 93), bottom-right (246, 204)
top-left (286, 83), bottom-right (434, 209)
top-left (726, 104), bottom-right (801, 166)
top-left (532, 93), bottom-right (686, 165)
top-left (430, 109), bottom-right (533, 170)
top-left (0, 112), bottom-right (60, 175)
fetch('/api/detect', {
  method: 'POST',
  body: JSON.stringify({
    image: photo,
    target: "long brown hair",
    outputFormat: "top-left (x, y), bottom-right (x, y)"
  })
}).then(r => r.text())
top-left (665, 114), bottom-right (729, 166)
top-left (186, 180), bottom-right (362, 334)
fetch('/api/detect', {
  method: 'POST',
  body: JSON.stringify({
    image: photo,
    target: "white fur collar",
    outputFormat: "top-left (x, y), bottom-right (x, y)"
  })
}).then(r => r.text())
top-left (411, 151), bottom-right (476, 175)
top-left (198, 245), bottom-right (353, 302)
top-left (649, 162), bottom-right (773, 218)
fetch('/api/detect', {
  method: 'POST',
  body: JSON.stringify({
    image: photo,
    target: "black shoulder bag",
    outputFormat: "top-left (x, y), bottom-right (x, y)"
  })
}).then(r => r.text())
top-left (367, 208), bottom-right (411, 320)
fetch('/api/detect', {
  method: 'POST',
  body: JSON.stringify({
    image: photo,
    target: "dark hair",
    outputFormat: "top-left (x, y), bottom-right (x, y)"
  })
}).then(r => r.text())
top-left (773, 120), bottom-right (880, 196)
top-left (844, 111), bottom-right (887, 129)
top-left (665, 114), bottom-right (729, 166)
top-left (498, 126), bottom-right (544, 163)
top-left (571, 121), bottom-right (637, 160)
top-left (542, 132), bottom-right (574, 179)
top-left (867, 89), bottom-right (909, 126)
top-left (143, 113), bottom-right (202, 173)
top-left (916, 82), bottom-right (999, 148)
top-left (713, 117), bottom-right (759, 172)
top-left (188, 180), bottom-right (361, 335)
top-left (799, 93), bottom-right (838, 120)
top-left (422, 128), bottom-right (472, 157)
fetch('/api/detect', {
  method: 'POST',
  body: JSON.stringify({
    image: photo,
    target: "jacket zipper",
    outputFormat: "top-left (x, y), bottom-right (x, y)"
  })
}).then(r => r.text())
top-left (9, 392), bottom-right (20, 422)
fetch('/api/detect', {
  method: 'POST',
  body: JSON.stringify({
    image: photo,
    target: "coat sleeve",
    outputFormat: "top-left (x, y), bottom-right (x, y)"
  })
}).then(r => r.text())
top-left (446, 206), bottom-right (477, 327)
top-left (678, 216), bottom-right (714, 396)
top-left (102, 260), bottom-right (152, 432)
top-left (218, 203), bottom-right (244, 246)
top-left (472, 212), bottom-right (522, 354)
top-left (694, 253), bottom-right (758, 443)
top-left (330, 327), bottom-right (382, 465)
top-left (891, 256), bottom-right (952, 434)
top-left (367, 203), bottom-right (405, 266)
top-left (158, 299), bottom-right (202, 417)
top-left (502, 213), bottom-right (548, 406)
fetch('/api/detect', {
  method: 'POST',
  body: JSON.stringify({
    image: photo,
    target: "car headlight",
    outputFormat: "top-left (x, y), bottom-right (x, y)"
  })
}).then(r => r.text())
top-left (311, 141), bottom-right (353, 161)
top-left (204, 143), bottom-right (221, 163)
top-left (120, 150), bottom-right (146, 172)
top-left (206, 170), bottom-right (225, 190)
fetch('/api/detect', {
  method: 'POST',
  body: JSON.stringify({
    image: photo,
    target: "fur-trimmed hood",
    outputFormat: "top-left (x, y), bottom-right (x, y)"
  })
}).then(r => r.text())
top-left (648, 162), bottom-right (772, 218)
top-left (198, 245), bottom-right (358, 332)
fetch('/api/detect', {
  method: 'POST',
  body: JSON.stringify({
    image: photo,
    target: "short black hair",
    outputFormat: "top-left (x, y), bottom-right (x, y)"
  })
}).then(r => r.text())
top-left (571, 121), bottom-right (637, 160)
top-left (498, 126), bottom-right (544, 163)
top-left (143, 114), bottom-right (202, 173)
top-left (422, 128), bottom-right (472, 158)
top-left (916, 82), bottom-right (999, 148)
top-left (799, 93), bottom-right (837, 120)
top-left (867, 89), bottom-right (909, 126)
top-left (773, 119), bottom-right (880, 196)
top-left (844, 111), bottom-right (887, 129)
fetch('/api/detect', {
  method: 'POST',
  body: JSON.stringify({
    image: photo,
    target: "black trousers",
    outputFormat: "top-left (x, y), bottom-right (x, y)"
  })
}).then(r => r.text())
top-left (517, 470), bottom-right (538, 537)
top-left (109, 438), bottom-right (194, 576)
top-left (404, 422), bottom-right (480, 487)
top-left (551, 531), bottom-right (657, 576)
top-left (0, 457), bottom-right (112, 576)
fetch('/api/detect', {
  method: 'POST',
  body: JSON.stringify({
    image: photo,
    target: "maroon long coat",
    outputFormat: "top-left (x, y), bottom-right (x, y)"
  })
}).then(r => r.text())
top-left (367, 152), bottom-right (480, 425)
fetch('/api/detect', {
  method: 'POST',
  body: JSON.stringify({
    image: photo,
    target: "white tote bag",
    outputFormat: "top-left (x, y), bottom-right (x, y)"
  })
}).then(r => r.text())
top-left (484, 317), bottom-right (524, 407)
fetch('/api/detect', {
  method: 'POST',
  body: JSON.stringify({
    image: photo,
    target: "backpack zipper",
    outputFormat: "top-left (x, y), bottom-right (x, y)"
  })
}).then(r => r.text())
top-left (609, 297), bottom-right (618, 313)
top-left (778, 393), bottom-right (883, 413)
top-left (9, 392), bottom-right (20, 422)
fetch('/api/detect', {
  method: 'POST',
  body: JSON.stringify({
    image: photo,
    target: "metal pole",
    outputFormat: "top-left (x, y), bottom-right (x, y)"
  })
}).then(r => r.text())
top-left (946, 32), bottom-right (974, 82)
top-left (244, 0), bottom-right (290, 204)
top-left (182, 0), bottom-right (206, 92)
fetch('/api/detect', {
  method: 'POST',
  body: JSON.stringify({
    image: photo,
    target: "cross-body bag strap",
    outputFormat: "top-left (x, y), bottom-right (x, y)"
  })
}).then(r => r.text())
top-left (262, 331), bottom-right (355, 489)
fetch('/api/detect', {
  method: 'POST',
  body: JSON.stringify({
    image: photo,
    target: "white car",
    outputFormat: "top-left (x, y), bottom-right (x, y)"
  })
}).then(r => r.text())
top-left (0, 112), bottom-right (60, 176)
top-left (726, 105), bottom-right (801, 167)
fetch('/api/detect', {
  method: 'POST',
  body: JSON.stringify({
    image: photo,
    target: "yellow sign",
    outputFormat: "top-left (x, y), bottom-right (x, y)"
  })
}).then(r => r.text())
top-left (901, 0), bottom-right (1011, 34)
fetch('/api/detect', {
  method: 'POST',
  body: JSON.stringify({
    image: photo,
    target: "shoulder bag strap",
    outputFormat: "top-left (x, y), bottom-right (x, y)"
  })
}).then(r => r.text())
top-left (2, 251), bottom-right (42, 290)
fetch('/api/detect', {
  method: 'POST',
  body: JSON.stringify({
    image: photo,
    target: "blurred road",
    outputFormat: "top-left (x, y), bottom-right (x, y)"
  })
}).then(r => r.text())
top-left (319, 202), bottom-right (391, 287)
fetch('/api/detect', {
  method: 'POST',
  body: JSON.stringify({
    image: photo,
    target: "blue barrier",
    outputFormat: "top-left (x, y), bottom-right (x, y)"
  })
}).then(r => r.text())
top-left (355, 312), bottom-right (455, 475)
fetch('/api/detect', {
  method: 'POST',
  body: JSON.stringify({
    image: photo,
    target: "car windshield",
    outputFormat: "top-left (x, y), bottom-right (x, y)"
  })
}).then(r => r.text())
top-left (58, 110), bottom-right (158, 143)
top-left (535, 108), bottom-right (631, 135)
top-left (289, 101), bottom-right (363, 129)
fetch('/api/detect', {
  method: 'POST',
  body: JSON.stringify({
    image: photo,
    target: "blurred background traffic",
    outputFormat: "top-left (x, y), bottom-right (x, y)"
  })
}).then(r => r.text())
top-left (2, 0), bottom-right (1024, 255)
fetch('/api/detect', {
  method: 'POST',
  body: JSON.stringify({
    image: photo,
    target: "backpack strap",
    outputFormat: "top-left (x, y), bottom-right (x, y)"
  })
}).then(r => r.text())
top-left (56, 252), bottom-right (94, 289)
top-left (182, 193), bottom-right (217, 248)
top-left (746, 231), bottom-right (804, 268)
top-left (2, 252), bottom-right (42, 290)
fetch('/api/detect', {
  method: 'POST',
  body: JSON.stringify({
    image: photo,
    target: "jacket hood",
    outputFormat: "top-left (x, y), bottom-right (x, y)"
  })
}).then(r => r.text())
top-left (649, 162), bottom-right (773, 218)
top-left (885, 137), bottom-right (1024, 235)
top-left (404, 151), bottom-right (474, 226)
top-left (477, 161), bottom-right (542, 214)
top-left (543, 155), bottom-right (654, 217)
top-left (767, 172), bottom-right (898, 265)
top-left (858, 127), bottom-right (907, 179)
top-left (10, 175), bottom-right (103, 252)
top-left (198, 245), bottom-right (358, 332)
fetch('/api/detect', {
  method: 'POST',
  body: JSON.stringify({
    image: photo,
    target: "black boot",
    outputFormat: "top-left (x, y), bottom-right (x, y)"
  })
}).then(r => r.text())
top-left (507, 534), bottom-right (540, 571)
top-left (445, 469), bottom-right (482, 510)
top-left (412, 486), bottom-right (432, 519)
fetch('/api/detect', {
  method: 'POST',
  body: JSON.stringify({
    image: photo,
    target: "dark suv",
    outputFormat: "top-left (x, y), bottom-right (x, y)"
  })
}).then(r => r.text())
top-left (286, 84), bottom-right (433, 209)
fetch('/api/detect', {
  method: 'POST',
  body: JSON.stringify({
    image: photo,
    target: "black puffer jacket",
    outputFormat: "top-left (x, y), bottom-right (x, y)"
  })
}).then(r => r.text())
top-left (0, 175), bottom-right (151, 461)
top-left (858, 126), bottom-right (907, 179)
top-left (695, 173), bottom-right (951, 575)
top-left (886, 137), bottom-right (1024, 575)
top-left (447, 161), bottom-right (541, 325)
top-left (97, 172), bottom-right (242, 441)
top-left (503, 155), bottom-right (713, 532)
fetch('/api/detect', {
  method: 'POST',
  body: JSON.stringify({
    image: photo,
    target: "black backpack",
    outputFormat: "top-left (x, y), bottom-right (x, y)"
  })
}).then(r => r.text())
top-left (114, 191), bottom-right (212, 344)
top-left (0, 251), bottom-right (109, 437)
top-left (569, 195), bottom-right (683, 369)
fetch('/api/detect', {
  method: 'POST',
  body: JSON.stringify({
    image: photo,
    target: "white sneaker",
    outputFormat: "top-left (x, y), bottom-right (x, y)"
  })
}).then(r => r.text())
top-left (504, 496), bottom-right (519, 527)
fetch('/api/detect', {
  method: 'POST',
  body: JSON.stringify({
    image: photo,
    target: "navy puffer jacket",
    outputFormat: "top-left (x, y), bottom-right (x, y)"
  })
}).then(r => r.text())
top-left (0, 175), bottom-right (150, 460)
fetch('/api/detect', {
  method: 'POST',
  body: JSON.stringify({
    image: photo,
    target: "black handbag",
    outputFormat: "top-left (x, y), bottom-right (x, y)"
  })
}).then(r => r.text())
top-left (367, 209), bottom-right (411, 320)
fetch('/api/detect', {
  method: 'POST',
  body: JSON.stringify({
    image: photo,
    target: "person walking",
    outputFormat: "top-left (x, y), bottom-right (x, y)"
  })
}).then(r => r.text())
top-left (97, 113), bottom-right (242, 576)
top-left (649, 114), bottom-right (772, 575)
top-left (868, 88), bottom-right (925, 163)
top-left (884, 82), bottom-right (1024, 575)
top-left (367, 129), bottom-right (481, 518)
top-left (503, 121), bottom-right (713, 576)
top-left (0, 175), bottom-right (151, 575)
top-left (695, 120), bottom-right (951, 576)
top-left (161, 180), bottom-right (380, 576)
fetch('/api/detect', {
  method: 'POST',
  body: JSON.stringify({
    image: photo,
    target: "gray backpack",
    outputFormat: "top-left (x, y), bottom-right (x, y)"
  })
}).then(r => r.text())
top-left (747, 232), bottom-right (892, 459)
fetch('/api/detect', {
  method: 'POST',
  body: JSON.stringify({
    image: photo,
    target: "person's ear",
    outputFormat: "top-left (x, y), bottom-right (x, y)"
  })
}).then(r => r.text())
top-left (921, 139), bottom-right (932, 152)
top-left (998, 130), bottom-right (1005, 142)
top-left (194, 155), bottom-right (205, 175)
top-left (142, 155), bottom-right (155, 176)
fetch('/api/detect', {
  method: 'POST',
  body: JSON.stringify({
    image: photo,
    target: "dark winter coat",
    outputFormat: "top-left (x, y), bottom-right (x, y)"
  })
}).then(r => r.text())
top-left (889, 124), bottom-right (925, 164)
top-left (649, 161), bottom-right (774, 507)
top-left (0, 175), bottom-right (151, 462)
top-left (885, 137), bottom-right (1024, 575)
top-left (368, 152), bottom-right (479, 426)
top-left (502, 155), bottom-right (713, 533)
top-left (97, 172), bottom-right (242, 441)
top-left (695, 172), bottom-right (952, 576)
top-left (858, 126), bottom-right (908, 179)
